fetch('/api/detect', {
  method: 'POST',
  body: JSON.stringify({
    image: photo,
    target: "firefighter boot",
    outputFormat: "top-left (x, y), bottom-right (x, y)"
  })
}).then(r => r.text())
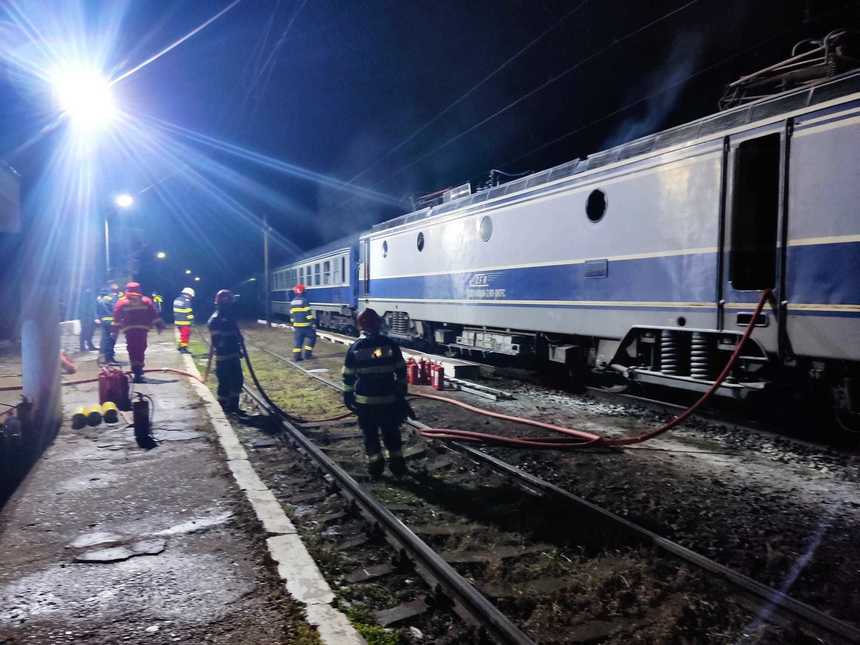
top-left (389, 452), bottom-right (407, 478)
top-left (367, 453), bottom-right (385, 479)
top-left (132, 368), bottom-right (146, 384)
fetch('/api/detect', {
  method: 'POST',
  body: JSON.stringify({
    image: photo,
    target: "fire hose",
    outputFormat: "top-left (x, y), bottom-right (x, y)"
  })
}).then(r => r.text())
top-left (3, 289), bottom-right (769, 450)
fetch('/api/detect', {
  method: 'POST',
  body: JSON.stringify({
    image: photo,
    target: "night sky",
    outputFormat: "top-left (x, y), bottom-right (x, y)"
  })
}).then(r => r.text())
top-left (1, 0), bottom-right (858, 307)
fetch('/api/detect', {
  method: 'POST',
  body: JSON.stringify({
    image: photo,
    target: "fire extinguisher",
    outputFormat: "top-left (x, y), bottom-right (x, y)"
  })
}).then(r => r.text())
top-left (432, 362), bottom-right (445, 391)
top-left (132, 393), bottom-right (157, 450)
top-left (406, 358), bottom-right (418, 385)
top-left (418, 358), bottom-right (429, 385)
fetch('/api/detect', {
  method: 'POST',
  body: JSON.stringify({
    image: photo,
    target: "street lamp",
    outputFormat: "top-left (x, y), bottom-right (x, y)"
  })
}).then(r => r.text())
top-left (52, 66), bottom-right (117, 133)
top-left (185, 269), bottom-right (192, 275)
top-left (105, 192), bottom-right (134, 277)
top-left (194, 276), bottom-right (201, 282)
top-left (155, 251), bottom-right (167, 260)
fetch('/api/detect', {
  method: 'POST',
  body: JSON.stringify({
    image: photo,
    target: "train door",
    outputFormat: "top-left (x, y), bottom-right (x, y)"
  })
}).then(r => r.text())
top-left (358, 238), bottom-right (370, 299)
top-left (720, 125), bottom-right (787, 354)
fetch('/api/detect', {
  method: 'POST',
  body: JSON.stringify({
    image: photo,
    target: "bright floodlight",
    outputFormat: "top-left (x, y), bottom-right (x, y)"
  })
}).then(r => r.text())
top-left (194, 276), bottom-right (201, 282)
top-left (155, 251), bottom-right (167, 260)
top-left (53, 67), bottom-right (117, 131)
top-left (185, 269), bottom-right (192, 275)
top-left (114, 193), bottom-right (134, 208)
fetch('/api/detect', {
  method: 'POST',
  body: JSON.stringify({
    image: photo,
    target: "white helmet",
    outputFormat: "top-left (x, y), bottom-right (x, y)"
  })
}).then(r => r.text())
top-left (181, 287), bottom-right (195, 298)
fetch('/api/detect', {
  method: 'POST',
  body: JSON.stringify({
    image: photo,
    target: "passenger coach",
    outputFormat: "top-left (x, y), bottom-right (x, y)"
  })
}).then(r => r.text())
top-left (271, 234), bottom-right (360, 333)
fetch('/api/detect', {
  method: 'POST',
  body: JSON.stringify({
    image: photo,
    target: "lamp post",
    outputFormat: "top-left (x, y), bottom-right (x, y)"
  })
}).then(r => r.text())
top-left (105, 193), bottom-right (134, 277)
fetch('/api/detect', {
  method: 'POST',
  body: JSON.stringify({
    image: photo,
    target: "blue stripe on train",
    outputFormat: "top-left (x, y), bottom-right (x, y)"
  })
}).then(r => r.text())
top-left (368, 242), bottom-right (860, 309)
top-left (371, 252), bottom-right (717, 303)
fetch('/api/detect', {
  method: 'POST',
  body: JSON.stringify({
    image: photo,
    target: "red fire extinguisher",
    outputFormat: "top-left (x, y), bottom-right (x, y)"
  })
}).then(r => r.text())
top-left (432, 362), bottom-right (445, 391)
top-left (406, 358), bottom-right (418, 385)
top-left (99, 367), bottom-right (131, 411)
top-left (418, 358), bottom-right (429, 385)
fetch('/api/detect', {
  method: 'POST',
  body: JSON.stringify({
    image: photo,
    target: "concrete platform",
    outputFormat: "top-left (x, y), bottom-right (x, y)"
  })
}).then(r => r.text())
top-left (0, 331), bottom-right (363, 644)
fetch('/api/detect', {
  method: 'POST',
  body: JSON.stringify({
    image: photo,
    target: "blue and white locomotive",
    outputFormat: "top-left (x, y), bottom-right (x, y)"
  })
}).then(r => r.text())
top-left (272, 68), bottom-right (860, 424)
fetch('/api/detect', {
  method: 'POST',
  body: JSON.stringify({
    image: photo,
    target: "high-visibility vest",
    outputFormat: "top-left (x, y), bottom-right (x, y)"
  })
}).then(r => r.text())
top-left (173, 294), bottom-right (194, 326)
top-left (290, 295), bottom-right (315, 328)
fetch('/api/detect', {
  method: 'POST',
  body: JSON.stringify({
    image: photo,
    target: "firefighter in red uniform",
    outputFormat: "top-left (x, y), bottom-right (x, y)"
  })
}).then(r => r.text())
top-left (112, 282), bottom-right (165, 383)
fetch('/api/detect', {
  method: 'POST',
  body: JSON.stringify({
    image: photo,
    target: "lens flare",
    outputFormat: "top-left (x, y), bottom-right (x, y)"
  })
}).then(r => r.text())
top-left (52, 66), bottom-right (116, 131)
top-left (114, 193), bottom-right (134, 208)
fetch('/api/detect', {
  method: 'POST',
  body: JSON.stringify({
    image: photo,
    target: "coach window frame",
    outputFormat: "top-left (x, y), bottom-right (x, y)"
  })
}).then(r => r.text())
top-left (323, 260), bottom-right (331, 285)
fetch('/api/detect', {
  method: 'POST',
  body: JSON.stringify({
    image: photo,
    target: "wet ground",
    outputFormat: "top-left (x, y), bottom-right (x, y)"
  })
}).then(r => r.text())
top-left (0, 336), bottom-right (319, 645)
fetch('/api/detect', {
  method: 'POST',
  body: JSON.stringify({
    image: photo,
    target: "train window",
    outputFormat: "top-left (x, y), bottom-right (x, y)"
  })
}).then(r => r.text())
top-left (730, 133), bottom-right (780, 289)
top-left (323, 260), bottom-right (331, 285)
top-left (586, 189), bottom-right (606, 222)
top-left (478, 216), bottom-right (493, 242)
top-left (314, 263), bottom-right (321, 286)
top-left (417, 232), bottom-right (425, 252)
top-left (298, 267), bottom-right (304, 286)
top-left (383, 240), bottom-right (388, 257)
top-left (341, 256), bottom-right (346, 284)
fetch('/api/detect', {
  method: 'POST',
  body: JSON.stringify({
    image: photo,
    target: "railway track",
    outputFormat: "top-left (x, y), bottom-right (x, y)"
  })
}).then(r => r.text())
top-left (227, 329), bottom-right (860, 643)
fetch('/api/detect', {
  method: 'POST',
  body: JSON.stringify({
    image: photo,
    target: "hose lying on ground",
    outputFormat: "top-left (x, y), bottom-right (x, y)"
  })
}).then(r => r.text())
top-left (4, 290), bottom-right (769, 450)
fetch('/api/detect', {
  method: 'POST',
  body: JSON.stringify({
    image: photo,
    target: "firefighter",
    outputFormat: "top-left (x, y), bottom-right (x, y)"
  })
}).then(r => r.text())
top-left (208, 289), bottom-right (245, 415)
top-left (173, 287), bottom-right (195, 353)
top-left (77, 287), bottom-right (98, 352)
top-left (112, 282), bottom-right (165, 383)
top-left (97, 283), bottom-right (120, 364)
top-left (342, 308), bottom-right (411, 478)
top-left (289, 283), bottom-right (316, 361)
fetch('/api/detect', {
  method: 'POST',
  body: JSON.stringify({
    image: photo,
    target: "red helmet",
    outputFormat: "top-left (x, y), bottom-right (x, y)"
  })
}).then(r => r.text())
top-left (294, 284), bottom-right (305, 295)
top-left (125, 282), bottom-right (142, 295)
top-left (357, 308), bottom-right (382, 332)
top-left (214, 289), bottom-right (235, 306)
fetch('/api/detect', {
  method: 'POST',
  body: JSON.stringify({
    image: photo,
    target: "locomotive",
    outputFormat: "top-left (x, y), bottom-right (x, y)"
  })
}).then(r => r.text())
top-left (272, 53), bottom-right (860, 430)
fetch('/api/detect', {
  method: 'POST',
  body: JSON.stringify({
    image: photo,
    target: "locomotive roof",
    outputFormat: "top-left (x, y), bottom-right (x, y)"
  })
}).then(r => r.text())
top-left (371, 69), bottom-right (860, 235)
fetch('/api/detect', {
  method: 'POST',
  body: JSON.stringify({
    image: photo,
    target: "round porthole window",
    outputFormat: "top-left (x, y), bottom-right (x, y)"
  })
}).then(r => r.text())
top-left (382, 240), bottom-right (388, 257)
top-left (417, 232), bottom-right (425, 252)
top-left (478, 216), bottom-right (493, 242)
top-left (586, 189), bottom-right (607, 223)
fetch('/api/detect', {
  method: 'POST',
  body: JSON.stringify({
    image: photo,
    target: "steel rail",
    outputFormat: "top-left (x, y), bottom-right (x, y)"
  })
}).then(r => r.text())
top-left (241, 332), bottom-right (860, 643)
top-left (412, 420), bottom-right (860, 644)
top-left (239, 384), bottom-right (535, 645)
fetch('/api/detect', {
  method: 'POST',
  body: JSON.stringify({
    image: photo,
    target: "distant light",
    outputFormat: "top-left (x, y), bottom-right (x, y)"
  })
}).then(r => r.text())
top-left (185, 269), bottom-right (192, 275)
top-left (114, 193), bottom-right (134, 209)
top-left (52, 66), bottom-right (117, 131)
top-left (155, 251), bottom-right (167, 260)
top-left (194, 276), bottom-right (201, 282)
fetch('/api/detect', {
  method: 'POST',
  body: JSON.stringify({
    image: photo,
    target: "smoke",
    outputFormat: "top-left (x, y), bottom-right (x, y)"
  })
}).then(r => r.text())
top-left (602, 32), bottom-right (704, 149)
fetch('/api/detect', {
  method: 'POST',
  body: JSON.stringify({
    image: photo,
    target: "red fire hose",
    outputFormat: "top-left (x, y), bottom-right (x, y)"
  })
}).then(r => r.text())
top-left (409, 289), bottom-right (772, 449)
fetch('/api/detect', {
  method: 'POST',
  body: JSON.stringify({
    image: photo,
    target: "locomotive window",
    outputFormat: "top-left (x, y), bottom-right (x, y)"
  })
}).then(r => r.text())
top-left (382, 240), bottom-right (388, 257)
top-left (730, 133), bottom-right (780, 289)
top-left (586, 189), bottom-right (607, 222)
top-left (417, 232), bottom-right (425, 252)
top-left (478, 216), bottom-right (493, 242)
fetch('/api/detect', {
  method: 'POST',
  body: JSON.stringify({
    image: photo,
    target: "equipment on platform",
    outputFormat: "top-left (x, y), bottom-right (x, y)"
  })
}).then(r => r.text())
top-left (99, 367), bottom-right (131, 411)
top-left (101, 401), bottom-right (119, 424)
top-left (85, 406), bottom-right (102, 427)
top-left (71, 407), bottom-right (87, 429)
top-left (132, 392), bottom-right (156, 449)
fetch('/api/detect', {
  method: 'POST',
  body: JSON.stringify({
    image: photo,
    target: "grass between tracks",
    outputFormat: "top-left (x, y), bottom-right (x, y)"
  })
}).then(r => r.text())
top-left (187, 332), bottom-right (346, 420)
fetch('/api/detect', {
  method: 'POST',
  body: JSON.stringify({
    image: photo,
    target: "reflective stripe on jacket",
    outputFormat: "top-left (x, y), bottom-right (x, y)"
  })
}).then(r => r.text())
top-left (342, 334), bottom-right (407, 406)
top-left (112, 296), bottom-right (163, 334)
top-left (97, 294), bottom-right (117, 323)
top-left (173, 294), bottom-right (194, 326)
top-left (290, 296), bottom-right (315, 328)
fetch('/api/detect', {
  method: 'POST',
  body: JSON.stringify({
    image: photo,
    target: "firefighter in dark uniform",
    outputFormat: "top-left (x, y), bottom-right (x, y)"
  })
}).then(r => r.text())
top-left (289, 283), bottom-right (316, 361)
top-left (97, 283), bottom-right (120, 364)
top-left (208, 289), bottom-right (245, 415)
top-left (342, 308), bottom-right (410, 478)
